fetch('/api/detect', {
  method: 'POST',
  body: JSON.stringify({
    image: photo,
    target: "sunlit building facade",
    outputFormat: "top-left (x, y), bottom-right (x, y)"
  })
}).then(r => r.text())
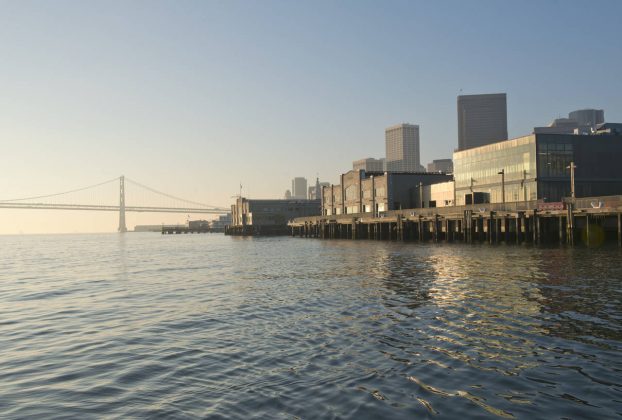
top-left (321, 170), bottom-right (452, 216)
top-left (453, 133), bottom-right (622, 205)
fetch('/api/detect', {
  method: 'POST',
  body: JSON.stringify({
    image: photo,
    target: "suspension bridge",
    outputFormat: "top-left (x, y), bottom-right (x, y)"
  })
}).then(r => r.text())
top-left (0, 176), bottom-right (229, 232)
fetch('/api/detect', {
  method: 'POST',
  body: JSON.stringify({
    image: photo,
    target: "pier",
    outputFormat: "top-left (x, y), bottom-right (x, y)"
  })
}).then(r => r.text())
top-left (289, 195), bottom-right (622, 246)
top-left (161, 225), bottom-right (211, 234)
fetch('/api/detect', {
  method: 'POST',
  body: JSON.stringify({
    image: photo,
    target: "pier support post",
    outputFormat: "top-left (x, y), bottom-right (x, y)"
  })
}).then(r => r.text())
top-left (532, 212), bottom-right (537, 244)
top-left (618, 213), bottom-right (621, 247)
top-left (432, 214), bottom-right (438, 242)
top-left (566, 203), bottom-right (574, 246)
top-left (585, 214), bottom-right (590, 246)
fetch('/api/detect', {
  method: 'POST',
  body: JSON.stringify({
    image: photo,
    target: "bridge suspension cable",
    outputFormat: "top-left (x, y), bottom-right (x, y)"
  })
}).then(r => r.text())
top-left (0, 175), bottom-right (228, 216)
top-left (124, 177), bottom-right (222, 209)
top-left (0, 177), bottom-right (120, 203)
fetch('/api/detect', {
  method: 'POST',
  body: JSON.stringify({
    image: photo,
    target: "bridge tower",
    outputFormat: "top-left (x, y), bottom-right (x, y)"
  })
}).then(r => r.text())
top-left (118, 175), bottom-right (127, 233)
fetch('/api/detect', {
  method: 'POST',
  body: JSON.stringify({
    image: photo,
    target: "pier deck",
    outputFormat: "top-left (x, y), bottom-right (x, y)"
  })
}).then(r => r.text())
top-left (288, 195), bottom-right (622, 246)
top-left (161, 225), bottom-right (211, 234)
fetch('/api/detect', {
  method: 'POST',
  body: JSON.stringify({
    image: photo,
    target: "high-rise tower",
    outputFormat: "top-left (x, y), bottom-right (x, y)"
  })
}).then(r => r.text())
top-left (291, 177), bottom-right (307, 199)
top-left (457, 93), bottom-right (508, 151)
top-left (385, 123), bottom-right (420, 172)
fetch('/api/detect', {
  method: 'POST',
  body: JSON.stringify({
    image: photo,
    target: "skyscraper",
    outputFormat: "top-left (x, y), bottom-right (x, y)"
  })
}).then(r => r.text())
top-left (385, 124), bottom-right (420, 172)
top-left (457, 93), bottom-right (508, 150)
top-left (291, 177), bottom-right (307, 199)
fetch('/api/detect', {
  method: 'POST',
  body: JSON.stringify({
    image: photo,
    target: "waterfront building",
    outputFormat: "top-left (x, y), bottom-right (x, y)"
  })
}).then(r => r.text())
top-left (385, 124), bottom-right (421, 172)
top-left (229, 197), bottom-right (320, 235)
top-left (427, 159), bottom-right (453, 173)
top-left (457, 93), bottom-right (508, 151)
top-left (210, 213), bottom-right (232, 232)
top-left (422, 181), bottom-right (455, 207)
top-left (321, 170), bottom-right (452, 216)
top-left (188, 220), bottom-right (210, 231)
top-left (353, 158), bottom-right (386, 172)
top-left (284, 189), bottom-right (292, 199)
top-left (133, 225), bottom-right (163, 232)
top-left (453, 132), bottom-right (622, 205)
top-left (291, 177), bottom-right (307, 199)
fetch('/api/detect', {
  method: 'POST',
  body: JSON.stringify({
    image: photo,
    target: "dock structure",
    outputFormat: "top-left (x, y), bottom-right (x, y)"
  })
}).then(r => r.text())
top-left (288, 195), bottom-right (622, 246)
top-left (161, 225), bottom-right (210, 234)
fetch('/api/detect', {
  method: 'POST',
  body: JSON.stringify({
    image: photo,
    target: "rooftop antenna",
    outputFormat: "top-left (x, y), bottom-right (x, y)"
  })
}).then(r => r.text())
top-left (231, 182), bottom-right (242, 199)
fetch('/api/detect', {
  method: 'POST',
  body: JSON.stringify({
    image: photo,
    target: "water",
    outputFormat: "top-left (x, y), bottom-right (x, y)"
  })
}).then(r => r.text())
top-left (1, 233), bottom-right (621, 419)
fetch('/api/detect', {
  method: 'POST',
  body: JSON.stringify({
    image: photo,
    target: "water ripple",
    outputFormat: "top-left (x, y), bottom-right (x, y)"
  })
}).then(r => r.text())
top-left (1, 234), bottom-right (621, 418)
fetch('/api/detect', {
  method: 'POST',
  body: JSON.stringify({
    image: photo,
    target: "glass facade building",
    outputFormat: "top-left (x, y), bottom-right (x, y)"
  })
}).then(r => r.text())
top-left (454, 133), bottom-right (622, 205)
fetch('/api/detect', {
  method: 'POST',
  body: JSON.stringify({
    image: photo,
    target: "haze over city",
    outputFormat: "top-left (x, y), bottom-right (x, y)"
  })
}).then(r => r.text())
top-left (2, 0), bottom-right (621, 233)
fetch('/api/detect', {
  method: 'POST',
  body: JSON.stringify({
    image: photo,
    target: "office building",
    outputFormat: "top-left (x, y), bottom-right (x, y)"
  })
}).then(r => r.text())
top-left (427, 159), bottom-right (453, 173)
top-left (452, 132), bottom-right (622, 205)
top-left (291, 177), bottom-right (307, 199)
top-left (353, 158), bottom-right (386, 172)
top-left (385, 124), bottom-right (421, 172)
top-left (457, 93), bottom-right (508, 150)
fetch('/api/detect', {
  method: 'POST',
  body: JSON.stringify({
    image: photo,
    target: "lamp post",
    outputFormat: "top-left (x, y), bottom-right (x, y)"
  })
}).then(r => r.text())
top-left (497, 169), bottom-right (505, 205)
top-left (521, 170), bottom-right (528, 201)
top-left (566, 162), bottom-right (576, 200)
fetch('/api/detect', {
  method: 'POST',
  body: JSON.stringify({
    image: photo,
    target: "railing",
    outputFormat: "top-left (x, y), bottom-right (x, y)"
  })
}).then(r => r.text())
top-left (571, 195), bottom-right (622, 210)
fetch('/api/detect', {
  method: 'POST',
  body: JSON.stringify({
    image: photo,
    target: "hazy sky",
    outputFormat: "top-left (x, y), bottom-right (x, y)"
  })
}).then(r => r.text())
top-left (1, 0), bottom-right (621, 233)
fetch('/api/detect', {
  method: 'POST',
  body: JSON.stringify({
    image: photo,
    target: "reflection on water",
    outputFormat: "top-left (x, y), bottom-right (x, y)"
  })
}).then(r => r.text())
top-left (0, 234), bottom-right (621, 419)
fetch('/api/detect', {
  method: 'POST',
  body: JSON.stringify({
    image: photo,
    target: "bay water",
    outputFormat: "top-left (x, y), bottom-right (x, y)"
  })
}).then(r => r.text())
top-left (1, 233), bottom-right (621, 418)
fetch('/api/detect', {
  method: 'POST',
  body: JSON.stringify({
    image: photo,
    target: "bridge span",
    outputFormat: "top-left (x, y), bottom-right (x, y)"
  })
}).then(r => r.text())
top-left (0, 176), bottom-right (229, 232)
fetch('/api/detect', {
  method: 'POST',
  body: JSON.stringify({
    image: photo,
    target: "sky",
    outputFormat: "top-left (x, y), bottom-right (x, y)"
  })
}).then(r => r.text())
top-left (1, 0), bottom-right (621, 234)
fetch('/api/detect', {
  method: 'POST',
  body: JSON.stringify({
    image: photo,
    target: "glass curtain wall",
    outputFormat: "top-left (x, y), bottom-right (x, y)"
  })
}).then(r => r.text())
top-left (453, 135), bottom-right (537, 205)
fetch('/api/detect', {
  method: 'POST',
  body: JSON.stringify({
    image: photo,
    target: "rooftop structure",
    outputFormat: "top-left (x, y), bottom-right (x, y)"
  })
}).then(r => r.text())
top-left (534, 108), bottom-right (606, 134)
top-left (427, 159), bottom-right (453, 174)
top-left (353, 157), bottom-right (386, 172)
